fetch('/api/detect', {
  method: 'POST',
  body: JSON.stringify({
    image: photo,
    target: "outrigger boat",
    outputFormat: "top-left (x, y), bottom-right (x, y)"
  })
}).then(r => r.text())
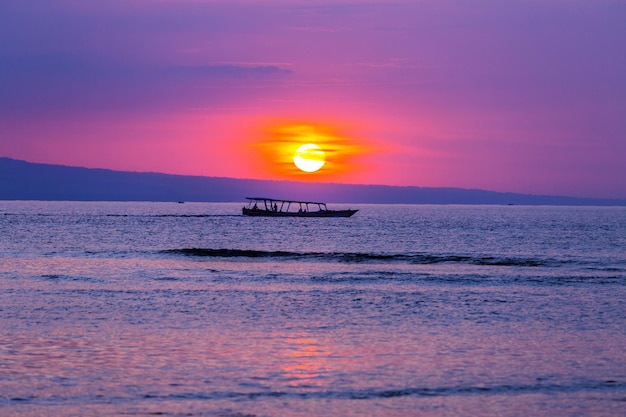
top-left (242, 197), bottom-right (358, 218)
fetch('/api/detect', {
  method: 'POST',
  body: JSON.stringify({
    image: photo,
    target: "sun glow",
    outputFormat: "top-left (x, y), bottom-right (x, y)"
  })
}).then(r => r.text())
top-left (293, 143), bottom-right (325, 172)
top-left (250, 121), bottom-right (372, 181)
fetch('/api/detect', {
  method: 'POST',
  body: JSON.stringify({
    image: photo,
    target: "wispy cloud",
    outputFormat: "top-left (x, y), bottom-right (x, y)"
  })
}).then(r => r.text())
top-left (0, 55), bottom-right (294, 112)
top-left (166, 64), bottom-right (293, 77)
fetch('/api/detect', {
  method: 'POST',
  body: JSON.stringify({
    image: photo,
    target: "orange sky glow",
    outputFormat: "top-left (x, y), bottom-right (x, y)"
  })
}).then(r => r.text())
top-left (246, 119), bottom-right (378, 182)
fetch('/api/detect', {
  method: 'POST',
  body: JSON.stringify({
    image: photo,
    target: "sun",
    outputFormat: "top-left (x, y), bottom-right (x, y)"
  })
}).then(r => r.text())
top-left (293, 143), bottom-right (326, 172)
top-left (250, 121), bottom-right (374, 179)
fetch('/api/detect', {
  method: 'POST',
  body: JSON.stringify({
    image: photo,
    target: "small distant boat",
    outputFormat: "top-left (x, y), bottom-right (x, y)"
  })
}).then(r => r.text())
top-left (242, 197), bottom-right (358, 218)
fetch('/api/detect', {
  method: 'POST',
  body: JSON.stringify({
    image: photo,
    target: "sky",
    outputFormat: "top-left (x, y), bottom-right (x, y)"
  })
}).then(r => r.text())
top-left (1, 0), bottom-right (625, 199)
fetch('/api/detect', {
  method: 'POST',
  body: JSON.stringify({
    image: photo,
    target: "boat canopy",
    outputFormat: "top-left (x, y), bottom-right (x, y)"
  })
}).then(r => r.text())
top-left (245, 197), bottom-right (328, 211)
top-left (245, 197), bottom-right (328, 206)
top-left (242, 197), bottom-right (357, 217)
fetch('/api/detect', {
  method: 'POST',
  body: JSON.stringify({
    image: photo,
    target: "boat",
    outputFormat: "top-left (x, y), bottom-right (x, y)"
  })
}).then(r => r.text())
top-left (242, 197), bottom-right (358, 218)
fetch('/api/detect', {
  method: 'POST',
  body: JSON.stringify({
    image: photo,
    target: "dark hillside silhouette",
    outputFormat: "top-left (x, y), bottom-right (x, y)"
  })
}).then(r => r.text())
top-left (1, 158), bottom-right (624, 205)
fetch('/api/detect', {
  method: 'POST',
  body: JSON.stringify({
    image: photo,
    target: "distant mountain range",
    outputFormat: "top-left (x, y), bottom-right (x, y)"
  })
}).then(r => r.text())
top-left (1, 157), bottom-right (624, 205)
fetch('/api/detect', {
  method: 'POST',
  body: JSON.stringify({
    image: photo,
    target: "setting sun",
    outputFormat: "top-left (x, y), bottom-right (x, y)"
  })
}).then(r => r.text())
top-left (294, 143), bottom-right (325, 172)
top-left (248, 121), bottom-right (373, 182)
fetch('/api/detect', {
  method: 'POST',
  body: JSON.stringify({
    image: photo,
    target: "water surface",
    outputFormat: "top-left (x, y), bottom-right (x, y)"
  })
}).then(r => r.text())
top-left (1, 202), bottom-right (625, 416)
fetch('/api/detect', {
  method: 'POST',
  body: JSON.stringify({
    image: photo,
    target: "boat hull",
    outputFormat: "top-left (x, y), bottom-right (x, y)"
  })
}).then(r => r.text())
top-left (242, 208), bottom-right (358, 218)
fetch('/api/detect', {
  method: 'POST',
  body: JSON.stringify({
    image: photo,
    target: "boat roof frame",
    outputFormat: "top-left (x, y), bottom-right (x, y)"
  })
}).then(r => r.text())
top-left (245, 197), bottom-right (327, 206)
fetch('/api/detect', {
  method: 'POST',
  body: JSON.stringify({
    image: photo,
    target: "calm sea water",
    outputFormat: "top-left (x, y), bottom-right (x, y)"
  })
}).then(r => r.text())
top-left (1, 201), bottom-right (625, 417)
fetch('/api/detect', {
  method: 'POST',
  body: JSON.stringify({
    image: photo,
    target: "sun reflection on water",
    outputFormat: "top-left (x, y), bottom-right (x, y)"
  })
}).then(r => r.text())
top-left (279, 336), bottom-right (332, 388)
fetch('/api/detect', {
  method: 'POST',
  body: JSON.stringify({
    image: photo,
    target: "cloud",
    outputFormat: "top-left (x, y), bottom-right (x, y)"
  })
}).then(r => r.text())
top-left (0, 54), bottom-right (294, 113)
top-left (166, 64), bottom-right (293, 78)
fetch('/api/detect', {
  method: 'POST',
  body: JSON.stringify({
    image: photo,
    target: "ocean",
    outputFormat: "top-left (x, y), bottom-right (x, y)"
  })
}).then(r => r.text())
top-left (1, 201), bottom-right (624, 416)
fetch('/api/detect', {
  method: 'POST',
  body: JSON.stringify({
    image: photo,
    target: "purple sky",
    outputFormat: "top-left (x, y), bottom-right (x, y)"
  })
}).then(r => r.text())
top-left (1, 0), bottom-right (625, 198)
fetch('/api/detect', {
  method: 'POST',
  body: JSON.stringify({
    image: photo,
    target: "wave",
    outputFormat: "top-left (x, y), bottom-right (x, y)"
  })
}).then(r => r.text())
top-left (161, 248), bottom-right (561, 267)
top-left (38, 274), bottom-right (104, 283)
top-left (103, 214), bottom-right (239, 218)
top-left (10, 379), bottom-right (620, 405)
top-left (161, 379), bottom-right (623, 400)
